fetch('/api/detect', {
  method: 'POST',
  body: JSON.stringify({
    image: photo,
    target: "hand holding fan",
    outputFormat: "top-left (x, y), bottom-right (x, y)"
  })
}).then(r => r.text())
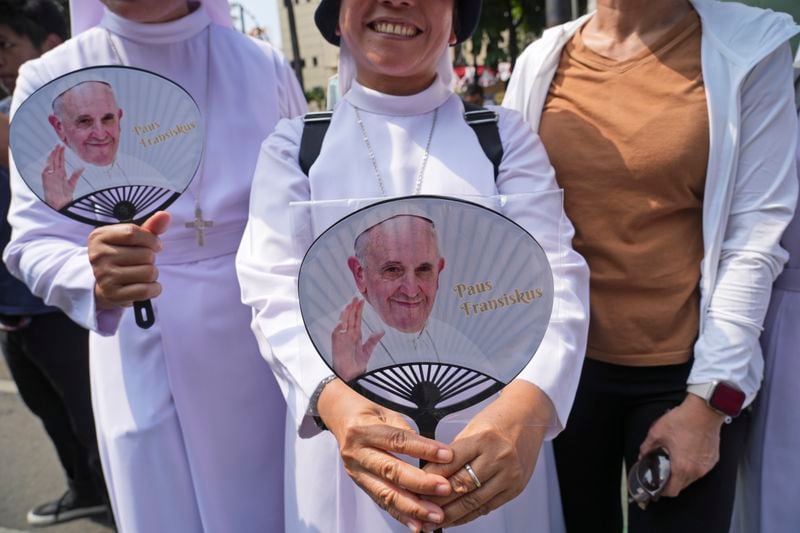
top-left (10, 66), bottom-right (204, 328)
top-left (298, 196), bottom-right (555, 530)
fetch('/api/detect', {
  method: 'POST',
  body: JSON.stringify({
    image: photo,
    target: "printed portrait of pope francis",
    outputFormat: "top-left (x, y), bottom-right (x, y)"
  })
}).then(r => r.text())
top-left (331, 214), bottom-right (487, 382)
top-left (33, 79), bottom-right (162, 210)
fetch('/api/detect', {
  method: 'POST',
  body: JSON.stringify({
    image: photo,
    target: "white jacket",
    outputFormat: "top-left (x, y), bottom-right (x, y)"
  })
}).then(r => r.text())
top-left (504, 0), bottom-right (799, 405)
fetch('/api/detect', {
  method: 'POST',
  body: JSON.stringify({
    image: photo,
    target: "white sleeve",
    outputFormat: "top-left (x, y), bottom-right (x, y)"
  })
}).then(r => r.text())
top-left (236, 117), bottom-right (332, 438)
top-left (250, 37), bottom-right (308, 120)
top-left (2, 61), bottom-right (123, 334)
top-left (494, 108), bottom-right (590, 439)
top-left (275, 50), bottom-right (308, 120)
top-left (689, 44), bottom-right (799, 404)
top-left (501, 45), bottom-right (536, 120)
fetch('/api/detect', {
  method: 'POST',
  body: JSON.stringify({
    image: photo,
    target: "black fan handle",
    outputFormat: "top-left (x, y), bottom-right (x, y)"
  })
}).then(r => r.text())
top-left (414, 414), bottom-right (444, 533)
top-left (113, 205), bottom-right (163, 331)
top-left (134, 300), bottom-right (155, 329)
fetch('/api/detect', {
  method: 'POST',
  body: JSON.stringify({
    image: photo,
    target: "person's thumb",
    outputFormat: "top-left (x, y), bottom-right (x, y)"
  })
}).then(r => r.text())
top-left (638, 430), bottom-right (661, 461)
top-left (141, 211), bottom-right (172, 236)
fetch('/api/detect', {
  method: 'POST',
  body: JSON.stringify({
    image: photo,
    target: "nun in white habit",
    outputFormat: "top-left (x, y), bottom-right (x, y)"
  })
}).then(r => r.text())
top-left (236, 1), bottom-right (589, 531)
top-left (4, 1), bottom-right (306, 531)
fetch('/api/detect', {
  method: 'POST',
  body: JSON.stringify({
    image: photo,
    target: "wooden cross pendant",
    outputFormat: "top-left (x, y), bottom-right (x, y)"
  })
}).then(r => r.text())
top-left (185, 207), bottom-right (213, 246)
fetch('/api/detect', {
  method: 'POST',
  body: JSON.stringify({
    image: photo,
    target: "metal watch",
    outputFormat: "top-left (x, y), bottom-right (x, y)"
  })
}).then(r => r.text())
top-left (308, 375), bottom-right (337, 431)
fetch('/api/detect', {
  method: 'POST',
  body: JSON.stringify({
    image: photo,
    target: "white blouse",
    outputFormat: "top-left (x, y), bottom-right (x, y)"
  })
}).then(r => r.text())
top-left (237, 76), bottom-right (590, 438)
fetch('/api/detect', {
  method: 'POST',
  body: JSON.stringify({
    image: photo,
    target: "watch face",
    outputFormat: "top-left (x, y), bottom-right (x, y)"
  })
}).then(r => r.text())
top-left (709, 382), bottom-right (745, 417)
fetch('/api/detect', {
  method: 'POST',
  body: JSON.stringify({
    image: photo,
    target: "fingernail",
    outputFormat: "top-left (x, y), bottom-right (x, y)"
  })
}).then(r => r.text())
top-left (436, 449), bottom-right (452, 461)
top-left (435, 483), bottom-right (450, 496)
top-left (406, 522), bottom-right (418, 532)
top-left (427, 512), bottom-right (442, 523)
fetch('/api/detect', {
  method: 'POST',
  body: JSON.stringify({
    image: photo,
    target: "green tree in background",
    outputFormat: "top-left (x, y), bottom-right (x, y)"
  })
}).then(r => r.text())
top-left (467, 0), bottom-right (798, 71)
top-left (304, 86), bottom-right (325, 109)
top-left (465, 0), bottom-right (545, 69)
top-left (465, 0), bottom-right (588, 69)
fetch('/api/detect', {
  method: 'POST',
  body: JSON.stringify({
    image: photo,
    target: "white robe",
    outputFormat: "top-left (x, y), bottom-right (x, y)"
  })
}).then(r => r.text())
top-left (730, 109), bottom-right (800, 533)
top-left (4, 6), bottom-right (306, 532)
top-left (237, 77), bottom-right (590, 532)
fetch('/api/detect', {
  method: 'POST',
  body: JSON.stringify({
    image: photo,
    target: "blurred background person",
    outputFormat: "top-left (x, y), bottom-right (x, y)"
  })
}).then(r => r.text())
top-left (462, 83), bottom-right (486, 106)
top-left (729, 2), bottom-right (800, 524)
top-left (0, 0), bottom-right (110, 527)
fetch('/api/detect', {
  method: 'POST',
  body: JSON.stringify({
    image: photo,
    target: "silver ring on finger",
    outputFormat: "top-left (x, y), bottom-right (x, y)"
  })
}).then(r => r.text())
top-left (464, 463), bottom-right (482, 489)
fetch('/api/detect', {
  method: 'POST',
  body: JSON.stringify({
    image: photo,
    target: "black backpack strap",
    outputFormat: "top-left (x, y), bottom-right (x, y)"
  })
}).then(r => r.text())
top-left (299, 107), bottom-right (504, 181)
top-left (299, 111), bottom-right (334, 176)
top-left (463, 103), bottom-right (503, 181)
top-left (794, 66), bottom-right (799, 113)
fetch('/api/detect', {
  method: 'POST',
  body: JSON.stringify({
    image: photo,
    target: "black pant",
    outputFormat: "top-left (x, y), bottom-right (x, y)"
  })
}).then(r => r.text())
top-left (554, 358), bottom-right (746, 533)
top-left (2, 311), bottom-right (106, 502)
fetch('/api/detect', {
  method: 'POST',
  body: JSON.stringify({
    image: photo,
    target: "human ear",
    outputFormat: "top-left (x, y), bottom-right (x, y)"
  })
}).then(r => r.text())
top-left (347, 256), bottom-right (367, 294)
top-left (47, 115), bottom-right (66, 142)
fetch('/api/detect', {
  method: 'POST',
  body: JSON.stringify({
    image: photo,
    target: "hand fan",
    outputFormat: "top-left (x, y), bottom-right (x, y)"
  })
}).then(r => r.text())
top-left (11, 65), bottom-right (204, 329)
top-left (299, 196), bottom-right (554, 530)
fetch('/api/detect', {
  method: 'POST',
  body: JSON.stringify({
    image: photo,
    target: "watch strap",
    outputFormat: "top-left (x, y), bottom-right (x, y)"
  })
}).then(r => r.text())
top-left (687, 381), bottom-right (741, 421)
top-left (686, 382), bottom-right (716, 401)
top-left (308, 375), bottom-right (337, 431)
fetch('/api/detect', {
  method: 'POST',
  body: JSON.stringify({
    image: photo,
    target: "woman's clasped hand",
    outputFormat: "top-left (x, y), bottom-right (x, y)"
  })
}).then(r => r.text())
top-left (318, 379), bottom-right (554, 531)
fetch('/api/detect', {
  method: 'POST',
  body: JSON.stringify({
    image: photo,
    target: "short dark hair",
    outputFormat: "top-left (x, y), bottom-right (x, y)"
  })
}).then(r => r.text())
top-left (465, 83), bottom-right (483, 97)
top-left (0, 0), bottom-right (68, 48)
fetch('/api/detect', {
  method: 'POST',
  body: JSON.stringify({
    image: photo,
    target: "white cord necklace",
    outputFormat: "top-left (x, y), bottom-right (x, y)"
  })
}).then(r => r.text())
top-left (106, 28), bottom-right (214, 246)
top-left (353, 104), bottom-right (438, 196)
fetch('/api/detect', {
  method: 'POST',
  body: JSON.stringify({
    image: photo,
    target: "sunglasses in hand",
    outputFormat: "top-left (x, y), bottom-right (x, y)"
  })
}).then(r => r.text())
top-left (628, 449), bottom-right (671, 511)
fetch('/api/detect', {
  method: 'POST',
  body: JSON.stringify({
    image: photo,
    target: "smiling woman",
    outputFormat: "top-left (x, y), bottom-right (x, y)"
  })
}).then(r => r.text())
top-left (334, 0), bottom-right (457, 95)
top-left (236, 0), bottom-right (591, 532)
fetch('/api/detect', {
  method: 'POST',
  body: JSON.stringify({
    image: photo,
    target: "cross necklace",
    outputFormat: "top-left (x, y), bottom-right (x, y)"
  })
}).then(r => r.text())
top-left (107, 27), bottom-right (213, 246)
top-left (185, 205), bottom-right (212, 246)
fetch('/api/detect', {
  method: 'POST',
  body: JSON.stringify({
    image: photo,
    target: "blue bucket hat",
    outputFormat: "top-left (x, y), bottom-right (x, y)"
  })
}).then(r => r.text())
top-left (314, 0), bottom-right (483, 46)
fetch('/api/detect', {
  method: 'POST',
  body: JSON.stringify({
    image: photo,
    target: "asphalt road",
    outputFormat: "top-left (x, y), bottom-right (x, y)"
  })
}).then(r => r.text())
top-left (0, 357), bottom-right (111, 533)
